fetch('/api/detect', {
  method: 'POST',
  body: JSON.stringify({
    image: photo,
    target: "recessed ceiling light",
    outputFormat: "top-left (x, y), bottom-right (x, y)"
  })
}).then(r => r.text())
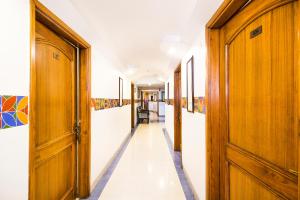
top-left (125, 65), bottom-right (137, 75)
top-left (168, 47), bottom-right (176, 55)
top-left (126, 68), bottom-right (135, 75)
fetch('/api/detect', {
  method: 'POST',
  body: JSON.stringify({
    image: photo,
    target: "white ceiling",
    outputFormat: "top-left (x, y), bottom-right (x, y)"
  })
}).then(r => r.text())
top-left (69, 0), bottom-right (222, 85)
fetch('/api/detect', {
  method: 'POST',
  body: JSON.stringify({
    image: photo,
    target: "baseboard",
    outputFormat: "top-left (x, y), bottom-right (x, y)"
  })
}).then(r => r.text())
top-left (162, 128), bottom-right (174, 148)
top-left (182, 167), bottom-right (200, 200)
top-left (90, 125), bottom-right (138, 191)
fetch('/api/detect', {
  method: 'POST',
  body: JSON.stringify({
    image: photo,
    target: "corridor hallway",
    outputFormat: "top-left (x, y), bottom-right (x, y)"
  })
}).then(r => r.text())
top-left (91, 117), bottom-right (189, 200)
top-left (1, 0), bottom-right (299, 199)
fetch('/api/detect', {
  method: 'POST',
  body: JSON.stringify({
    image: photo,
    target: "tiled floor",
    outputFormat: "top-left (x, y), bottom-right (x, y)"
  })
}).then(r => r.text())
top-left (98, 122), bottom-right (186, 200)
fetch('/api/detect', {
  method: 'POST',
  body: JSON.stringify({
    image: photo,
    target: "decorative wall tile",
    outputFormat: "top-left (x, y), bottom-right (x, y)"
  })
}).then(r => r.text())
top-left (181, 97), bottom-right (206, 114)
top-left (0, 95), bottom-right (28, 129)
top-left (91, 98), bottom-right (131, 111)
top-left (166, 99), bottom-right (174, 105)
top-left (166, 97), bottom-right (206, 114)
top-left (194, 97), bottom-right (206, 114)
top-left (123, 99), bottom-right (131, 106)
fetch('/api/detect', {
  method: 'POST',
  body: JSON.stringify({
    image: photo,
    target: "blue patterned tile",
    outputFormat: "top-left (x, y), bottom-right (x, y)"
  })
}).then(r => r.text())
top-left (2, 112), bottom-right (17, 128)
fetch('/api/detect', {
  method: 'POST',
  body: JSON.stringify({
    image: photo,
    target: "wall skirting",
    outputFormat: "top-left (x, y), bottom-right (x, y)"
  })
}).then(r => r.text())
top-left (183, 167), bottom-right (200, 200)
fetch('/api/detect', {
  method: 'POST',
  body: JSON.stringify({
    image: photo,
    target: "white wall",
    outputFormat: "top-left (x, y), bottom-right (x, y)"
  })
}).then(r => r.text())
top-left (90, 54), bottom-right (132, 186)
top-left (0, 0), bottom-right (132, 198)
top-left (158, 102), bottom-right (165, 116)
top-left (0, 1), bottom-right (30, 199)
top-left (164, 32), bottom-right (207, 199)
top-left (165, 77), bottom-right (174, 145)
top-left (180, 33), bottom-right (207, 199)
top-left (149, 101), bottom-right (158, 112)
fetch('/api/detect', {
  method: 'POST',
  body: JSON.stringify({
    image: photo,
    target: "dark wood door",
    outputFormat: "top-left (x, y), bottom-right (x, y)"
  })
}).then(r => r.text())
top-left (32, 21), bottom-right (77, 200)
top-left (174, 65), bottom-right (182, 151)
top-left (220, 0), bottom-right (299, 199)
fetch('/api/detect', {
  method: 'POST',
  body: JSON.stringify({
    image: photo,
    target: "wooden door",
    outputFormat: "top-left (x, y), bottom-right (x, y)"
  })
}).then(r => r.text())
top-left (174, 65), bottom-right (182, 151)
top-left (220, 0), bottom-right (299, 199)
top-left (31, 21), bottom-right (77, 200)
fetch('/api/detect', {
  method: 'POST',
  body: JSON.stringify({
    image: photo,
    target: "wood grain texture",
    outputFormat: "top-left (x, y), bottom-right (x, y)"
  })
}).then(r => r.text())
top-left (296, 1), bottom-right (300, 199)
top-left (78, 47), bottom-right (91, 198)
top-left (224, 1), bottom-right (298, 199)
top-left (229, 165), bottom-right (281, 200)
top-left (174, 64), bottom-right (182, 151)
top-left (34, 21), bottom-right (77, 200)
top-left (227, 0), bottom-right (297, 172)
top-left (206, 29), bottom-right (221, 200)
top-left (227, 145), bottom-right (297, 199)
top-left (207, 0), bottom-right (250, 28)
top-left (206, 0), bottom-right (300, 199)
top-left (30, 1), bottom-right (91, 199)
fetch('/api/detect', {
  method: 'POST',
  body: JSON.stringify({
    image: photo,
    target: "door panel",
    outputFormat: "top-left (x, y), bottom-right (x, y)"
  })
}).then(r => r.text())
top-left (33, 21), bottom-right (77, 200)
top-left (174, 66), bottom-right (182, 151)
top-left (229, 165), bottom-right (280, 200)
top-left (222, 1), bottom-right (298, 199)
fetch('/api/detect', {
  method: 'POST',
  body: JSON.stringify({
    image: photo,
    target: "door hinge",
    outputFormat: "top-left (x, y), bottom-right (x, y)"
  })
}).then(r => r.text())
top-left (73, 122), bottom-right (81, 143)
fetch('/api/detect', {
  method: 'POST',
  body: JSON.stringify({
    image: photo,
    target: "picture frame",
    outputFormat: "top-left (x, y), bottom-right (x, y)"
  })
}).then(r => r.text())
top-left (119, 77), bottom-right (123, 106)
top-left (162, 91), bottom-right (165, 102)
top-left (186, 56), bottom-right (194, 112)
top-left (167, 82), bottom-right (170, 103)
top-left (154, 94), bottom-right (157, 101)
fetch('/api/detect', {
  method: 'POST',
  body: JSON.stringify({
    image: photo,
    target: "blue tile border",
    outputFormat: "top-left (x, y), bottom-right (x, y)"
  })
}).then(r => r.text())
top-left (163, 128), bottom-right (195, 200)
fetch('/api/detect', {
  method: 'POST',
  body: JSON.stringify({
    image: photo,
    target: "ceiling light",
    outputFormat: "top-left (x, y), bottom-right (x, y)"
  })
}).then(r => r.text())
top-left (168, 47), bottom-right (176, 55)
top-left (125, 65), bottom-right (137, 75)
top-left (158, 77), bottom-right (165, 82)
top-left (126, 68), bottom-right (135, 75)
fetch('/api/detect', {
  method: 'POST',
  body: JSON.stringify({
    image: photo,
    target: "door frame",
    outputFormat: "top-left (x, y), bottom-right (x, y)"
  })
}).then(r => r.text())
top-left (131, 83), bottom-right (135, 129)
top-left (29, 0), bottom-right (91, 199)
top-left (205, 0), bottom-right (300, 199)
top-left (174, 64), bottom-right (182, 152)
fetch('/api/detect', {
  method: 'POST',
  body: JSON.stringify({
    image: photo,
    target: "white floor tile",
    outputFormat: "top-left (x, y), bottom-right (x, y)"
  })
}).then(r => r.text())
top-left (98, 121), bottom-right (185, 200)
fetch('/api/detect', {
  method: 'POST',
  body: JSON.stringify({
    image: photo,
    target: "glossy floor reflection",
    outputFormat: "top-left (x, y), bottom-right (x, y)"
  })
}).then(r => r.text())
top-left (98, 122), bottom-right (186, 200)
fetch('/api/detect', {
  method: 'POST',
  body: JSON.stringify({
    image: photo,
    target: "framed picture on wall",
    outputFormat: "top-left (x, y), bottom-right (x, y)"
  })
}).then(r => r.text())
top-left (154, 94), bottom-right (157, 101)
top-left (186, 56), bottom-right (194, 112)
top-left (167, 82), bottom-right (170, 102)
top-left (119, 77), bottom-right (123, 106)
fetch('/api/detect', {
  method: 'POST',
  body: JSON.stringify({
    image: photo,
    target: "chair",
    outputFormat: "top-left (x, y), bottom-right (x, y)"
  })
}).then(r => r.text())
top-left (137, 106), bottom-right (150, 124)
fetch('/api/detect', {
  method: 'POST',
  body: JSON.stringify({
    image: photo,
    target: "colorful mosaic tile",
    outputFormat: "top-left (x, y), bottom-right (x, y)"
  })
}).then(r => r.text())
top-left (194, 97), bottom-right (206, 114)
top-left (123, 99), bottom-right (131, 106)
top-left (0, 95), bottom-right (28, 129)
top-left (166, 99), bottom-right (174, 105)
top-left (91, 98), bottom-right (131, 111)
top-left (166, 97), bottom-right (206, 114)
